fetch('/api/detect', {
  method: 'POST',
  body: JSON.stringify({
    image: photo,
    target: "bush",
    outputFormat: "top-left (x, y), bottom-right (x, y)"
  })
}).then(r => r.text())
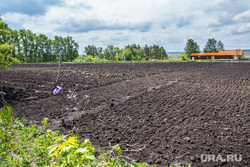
top-left (86, 55), bottom-right (93, 61)
top-left (0, 44), bottom-right (21, 70)
top-left (74, 55), bottom-right (84, 62)
top-left (93, 56), bottom-right (100, 62)
top-left (181, 55), bottom-right (189, 61)
top-left (0, 106), bottom-right (58, 166)
top-left (115, 54), bottom-right (123, 61)
top-left (0, 17), bottom-right (21, 69)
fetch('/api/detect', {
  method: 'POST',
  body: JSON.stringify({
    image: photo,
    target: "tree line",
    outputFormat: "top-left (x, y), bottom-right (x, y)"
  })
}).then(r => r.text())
top-left (6, 14), bottom-right (230, 64)
top-left (1, 15), bottom-right (21, 69)
top-left (184, 38), bottom-right (225, 58)
top-left (2, 13), bottom-right (169, 64)
top-left (1, 16), bottom-right (79, 63)
top-left (83, 44), bottom-right (168, 61)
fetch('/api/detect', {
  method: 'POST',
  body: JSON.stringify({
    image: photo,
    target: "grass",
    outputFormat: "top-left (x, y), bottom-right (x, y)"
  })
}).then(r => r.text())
top-left (24, 59), bottom-right (249, 65)
top-left (73, 57), bottom-right (250, 63)
top-left (22, 53), bottom-right (250, 65)
top-left (168, 53), bottom-right (182, 60)
top-left (0, 106), bottom-right (192, 167)
top-left (0, 106), bottom-right (59, 166)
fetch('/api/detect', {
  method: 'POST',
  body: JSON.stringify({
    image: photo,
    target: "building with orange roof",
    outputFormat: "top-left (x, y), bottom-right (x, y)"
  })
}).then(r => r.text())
top-left (190, 50), bottom-right (243, 60)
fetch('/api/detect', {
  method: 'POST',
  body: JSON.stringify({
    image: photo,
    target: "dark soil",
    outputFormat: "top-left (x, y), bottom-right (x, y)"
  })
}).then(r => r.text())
top-left (0, 62), bottom-right (249, 167)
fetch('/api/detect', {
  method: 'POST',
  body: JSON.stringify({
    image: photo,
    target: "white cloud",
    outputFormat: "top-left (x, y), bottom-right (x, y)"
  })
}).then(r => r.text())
top-left (237, 23), bottom-right (250, 33)
top-left (233, 10), bottom-right (250, 22)
top-left (2, 0), bottom-right (250, 52)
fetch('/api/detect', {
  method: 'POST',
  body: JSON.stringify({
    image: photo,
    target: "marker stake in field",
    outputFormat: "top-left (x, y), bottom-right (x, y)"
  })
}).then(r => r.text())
top-left (53, 86), bottom-right (62, 95)
top-left (53, 51), bottom-right (65, 126)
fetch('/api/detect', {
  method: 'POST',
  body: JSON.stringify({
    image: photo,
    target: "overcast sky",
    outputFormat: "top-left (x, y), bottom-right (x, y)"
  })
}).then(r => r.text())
top-left (1, 0), bottom-right (250, 52)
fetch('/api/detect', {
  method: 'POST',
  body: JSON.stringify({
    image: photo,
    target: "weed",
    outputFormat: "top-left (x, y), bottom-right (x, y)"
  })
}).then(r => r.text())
top-left (42, 117), bottom-right (49, 131)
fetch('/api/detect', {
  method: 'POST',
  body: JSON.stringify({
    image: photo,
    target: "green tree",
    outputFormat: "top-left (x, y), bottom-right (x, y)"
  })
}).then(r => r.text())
top-left (123, 47), bottom-right (133, 61)
top-left (27, 30), bottom-right (35, 63)
top-left (86, 55), bottom-right (93, 61)
top-left (150, 45), bottom-right (168, 60)
top-left (151, 45), bottom-right (160, 59)
top-left (184, 39), bottom-right (200, 58)
top-left (204, 38), bottom-right (217, 53)
top-left (102, 45), bottom-right (120, 60)
top-left (217, 41), bottom-right (224, 51)
top-left (132, 48), bottom-right (143, 60)
top-left (45, 39), bottom-right (53, 62)
top-left (0, 15), bottom-right (20, 69)
top-left (84, 45), bottom-right (98, 57)
top-left (143, 45), bottom-right (150, 60)
top-left (19, 29), bottom-right (28, 62)
top-left (107, 45), bottom-right (115, 60)
top-left (0, 16), bottom-right (79, 64)
top-left (38, 34), bottom-right (47, 62)
top-left (53, 35), bottom-right (61, 62)
top-left (72, 41), bottom-right (79, 61)
top-left (66, 36), bottom-right (78, 61)
top-left (114, 54), bottom-right (122, 61)
top-left (97, 47), bottom-right (103, 59)
top-left (103, 48), bottom-right (110, 60)
top-left (9, 30), bottom-right (19, 59)
top-left (160, 46), bottom-right (168, 59)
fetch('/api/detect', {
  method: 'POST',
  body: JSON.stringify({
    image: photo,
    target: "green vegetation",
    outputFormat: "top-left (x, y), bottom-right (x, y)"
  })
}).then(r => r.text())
top-left (184, 39), bottom-right (200, 58)
top-left (184, 38), bottom-right (225, 58)
top-left (0, 106), bottom-right (191, 167)
top-left (203, 38), bottom-right (224, 53)
top-left (1, 15), bottom-right (169, 64)
top-left (81, 44), bottom-right (168, 62)
top-left (11, 30), bottom-right (78, 63)
top-left (3, 15), bottom-right (243, 64)
top-left (0, 15), bottom-right (78, 64)
top-left (0, 15), bottom-right (21, 69)
top-left (86, 55), bottom-right (93, 62)
top-left (234, 49), bottom-right (247, 60)
top-left (0, 106), bottom-right (58, 166)
top-left (181, 55), bottom-right (189, 61)
top-left (216, 41), bottom-right (224, 51)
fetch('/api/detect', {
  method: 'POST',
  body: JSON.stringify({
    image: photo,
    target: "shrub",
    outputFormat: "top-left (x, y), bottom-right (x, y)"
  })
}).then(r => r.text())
top-left (86, 55), bottom-right (93, 61)
top-left (181, 55), bottom-right (189, 61)
top-left (93, 56), bottom-right (100, 62)
top-left (73, 55), bottom-right (84, 62)
top-left (115, 54), bottom-right (123, 61)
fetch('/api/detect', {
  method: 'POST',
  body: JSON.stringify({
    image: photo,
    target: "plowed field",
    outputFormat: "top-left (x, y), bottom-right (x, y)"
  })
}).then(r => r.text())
top-left (0, 62), bottom-right (249, 167)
